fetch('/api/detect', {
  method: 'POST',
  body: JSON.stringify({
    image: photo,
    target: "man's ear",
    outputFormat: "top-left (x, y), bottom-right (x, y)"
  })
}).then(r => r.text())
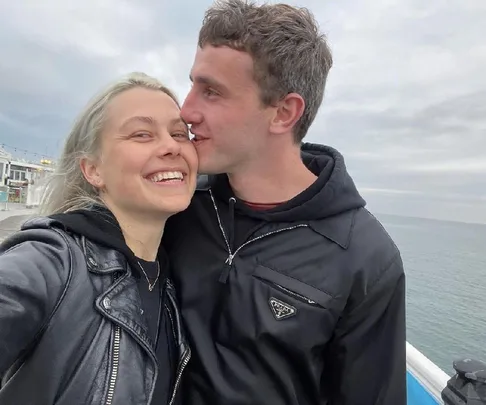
top-left (269, 93), bottom-right (305, 135)
top-left (80, 156), bottom-right (104, 189)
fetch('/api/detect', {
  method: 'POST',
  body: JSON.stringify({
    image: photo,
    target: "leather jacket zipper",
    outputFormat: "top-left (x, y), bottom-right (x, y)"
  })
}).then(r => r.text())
top-left (105, 326), bottom-right (121, 405)
top-left (105, 273), bottom-right (122, 405)
top-left (165, 281), bottom-right (192, 405)
top-left (168, 347), bottom-right (191, 405)
top-left (209, 190), bottom-right (309, 283)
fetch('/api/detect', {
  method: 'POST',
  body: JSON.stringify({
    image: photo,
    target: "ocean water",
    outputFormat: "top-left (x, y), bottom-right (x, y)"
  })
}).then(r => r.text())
top-left (377, 213), bottom-right (486, 375)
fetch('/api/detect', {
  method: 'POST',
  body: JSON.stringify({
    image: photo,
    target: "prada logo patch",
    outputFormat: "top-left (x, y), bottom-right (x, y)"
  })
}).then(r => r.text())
top-left (269, 297), bottom-right (297, 320)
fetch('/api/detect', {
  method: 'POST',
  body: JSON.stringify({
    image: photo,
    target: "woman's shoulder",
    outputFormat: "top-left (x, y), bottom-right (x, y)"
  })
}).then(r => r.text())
top-left (2, 214), bottom-right (77, 246)
top-left (0, 216), bottom-right (86, 375)
top-left (0, 215), bottom-right (83, 280)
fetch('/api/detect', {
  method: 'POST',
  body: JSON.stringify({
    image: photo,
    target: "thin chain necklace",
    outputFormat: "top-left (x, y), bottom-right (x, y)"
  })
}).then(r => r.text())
top-left (137, 260), bottom-right (160, 292)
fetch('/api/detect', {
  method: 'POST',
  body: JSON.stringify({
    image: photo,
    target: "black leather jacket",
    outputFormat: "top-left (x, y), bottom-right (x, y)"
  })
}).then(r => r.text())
top-left (0, 217), bottom-right (190, 405)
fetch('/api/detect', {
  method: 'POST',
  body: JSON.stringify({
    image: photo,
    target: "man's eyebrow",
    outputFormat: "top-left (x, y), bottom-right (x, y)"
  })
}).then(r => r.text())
top-left (189, 74), bottom-right (228, 92)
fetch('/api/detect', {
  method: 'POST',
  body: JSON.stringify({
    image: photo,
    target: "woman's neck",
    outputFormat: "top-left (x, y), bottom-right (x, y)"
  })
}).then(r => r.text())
top-left (104, 201), bottom-right (167, 261)
top-left (122, 223), bottom-right (164, 261)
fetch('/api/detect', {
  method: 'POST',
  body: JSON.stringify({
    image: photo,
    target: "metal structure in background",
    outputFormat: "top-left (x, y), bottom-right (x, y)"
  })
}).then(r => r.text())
top-left (407, 341), bottom-right (486, 405)
top-left (25, 180), bottom-right (47, 208)
top-left (442, 359), bottom-right (486, 405)
top-left (0, 185), bottom-right (8, 211)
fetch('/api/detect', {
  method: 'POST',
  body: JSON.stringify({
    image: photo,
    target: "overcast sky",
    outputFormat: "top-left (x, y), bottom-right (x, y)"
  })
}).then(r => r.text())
top-left (0, 0), bottom-right (485, 223)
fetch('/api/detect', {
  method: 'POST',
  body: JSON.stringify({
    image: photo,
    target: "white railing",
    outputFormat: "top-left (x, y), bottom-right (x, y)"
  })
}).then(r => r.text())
top-left (406, 341), bottom-right (450, 404)
top-left (26, 181), bottom-right (47, 208)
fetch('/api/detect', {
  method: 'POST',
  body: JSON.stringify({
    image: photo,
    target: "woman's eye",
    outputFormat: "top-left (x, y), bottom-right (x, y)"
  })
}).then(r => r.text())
top-left (133, 132), bottom-right (151, 138)
top-left (172, 132), bottom-right (189, 139)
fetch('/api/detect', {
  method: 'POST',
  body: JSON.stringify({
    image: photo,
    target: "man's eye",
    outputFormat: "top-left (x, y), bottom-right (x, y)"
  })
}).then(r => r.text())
top-left (204, 88), bottom-right (218, 97)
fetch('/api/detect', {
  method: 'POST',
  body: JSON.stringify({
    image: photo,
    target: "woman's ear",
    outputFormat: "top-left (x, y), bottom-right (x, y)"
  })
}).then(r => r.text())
top-left (80, 157), bottom-right (105, 189)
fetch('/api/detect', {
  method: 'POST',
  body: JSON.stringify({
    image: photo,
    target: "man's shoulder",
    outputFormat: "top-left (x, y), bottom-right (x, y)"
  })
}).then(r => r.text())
top-left (309, 207), bottom-right (401, 273)
top-left (348, 207), bottom-right (402, 273)
top-left (304, 208), bottom-right (403, 307)
top-left (353, 208), bottom-right (398, 244)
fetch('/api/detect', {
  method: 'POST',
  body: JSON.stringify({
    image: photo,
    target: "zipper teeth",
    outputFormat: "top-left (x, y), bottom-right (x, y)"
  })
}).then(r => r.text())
top-left (233, 224), bottom-right (308, 259)
top-left (168, 349), bottom-right (191, 405)
top-left (209, 189), bottom-right (232, 254)
top-left (273, 283), bottom-right (317, 305)
top-left (105, 325), bottom-right (121, 405)
top-left (209, 189), bottom-right (308, 265)
top-left (164, 303), bottom-right (177, 341)
top-left (165, 290), bottom-right (191, 405)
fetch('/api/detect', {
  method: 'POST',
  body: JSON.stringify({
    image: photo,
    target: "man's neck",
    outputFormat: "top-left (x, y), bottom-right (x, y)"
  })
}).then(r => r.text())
top-left (228, 146), bottom-right (317, 204)
top-left (104, 200), bottom-right (167, 261)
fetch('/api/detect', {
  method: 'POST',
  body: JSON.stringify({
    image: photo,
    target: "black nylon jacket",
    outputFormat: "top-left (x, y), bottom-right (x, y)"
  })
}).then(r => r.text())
top-left (164, 143), bottom-right (407, 405)
top-left (0, 217), bottom-right (190, 405)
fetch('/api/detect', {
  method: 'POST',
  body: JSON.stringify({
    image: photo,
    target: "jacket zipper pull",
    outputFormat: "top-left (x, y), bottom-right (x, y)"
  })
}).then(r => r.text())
top-left (228, 197), bottom-right (236, 252)
top-left (219, 197), bottom-right (237, 284)
top-left (219, 254), bottom-right (234, 283)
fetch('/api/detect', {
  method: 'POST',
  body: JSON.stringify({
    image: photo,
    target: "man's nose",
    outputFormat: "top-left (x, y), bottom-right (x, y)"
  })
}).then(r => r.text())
top-left (181, 91), bottom-right (203, 125)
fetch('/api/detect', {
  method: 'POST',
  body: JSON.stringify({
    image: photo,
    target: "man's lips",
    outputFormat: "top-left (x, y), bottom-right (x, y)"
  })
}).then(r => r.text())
top-left (190, 129), bottom-right (208, 140)
top-left (192, 134), bottom-right (209, 143)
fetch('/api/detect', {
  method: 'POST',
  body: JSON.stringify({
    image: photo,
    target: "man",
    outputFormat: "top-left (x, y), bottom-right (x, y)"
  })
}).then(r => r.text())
top-left (163, 1), bottom-right (407, 404)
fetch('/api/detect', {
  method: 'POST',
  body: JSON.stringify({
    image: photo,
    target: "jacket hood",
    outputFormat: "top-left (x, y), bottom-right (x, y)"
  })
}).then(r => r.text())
top-left (297, 142), bottom-right (366, 220)
top-left (204, 142), bottom-right (366, 223)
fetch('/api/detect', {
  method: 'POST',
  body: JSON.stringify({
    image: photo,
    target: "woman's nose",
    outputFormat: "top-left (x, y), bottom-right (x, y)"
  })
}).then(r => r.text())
top-left (157, 134), bottom-right (182, 157)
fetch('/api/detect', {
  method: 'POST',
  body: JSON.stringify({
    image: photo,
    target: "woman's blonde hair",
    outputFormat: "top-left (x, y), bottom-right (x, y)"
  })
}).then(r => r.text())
top-left (39, 72), bottom-right (179, 216)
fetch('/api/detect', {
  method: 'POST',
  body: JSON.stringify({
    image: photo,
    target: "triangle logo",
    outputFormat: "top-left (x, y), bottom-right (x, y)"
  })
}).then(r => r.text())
top-left (269, 297), bottom-right (297, 320)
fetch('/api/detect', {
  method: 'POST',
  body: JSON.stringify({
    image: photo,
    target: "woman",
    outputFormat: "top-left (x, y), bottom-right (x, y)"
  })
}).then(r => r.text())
top-left (0, 72), bottom-right (197, 404)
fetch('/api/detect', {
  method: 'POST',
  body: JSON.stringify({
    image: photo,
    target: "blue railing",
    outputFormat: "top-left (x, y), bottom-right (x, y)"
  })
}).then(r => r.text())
top-left (408, 371), bottom-right (441, 405)
top-left (406, 342), bottom-right (449, 405)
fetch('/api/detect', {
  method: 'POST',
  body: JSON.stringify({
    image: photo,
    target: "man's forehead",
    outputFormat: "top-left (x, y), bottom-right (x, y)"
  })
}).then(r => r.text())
top-left (190, 46), bottom-right (255, 88)
top-left (195, 45), bottom-right (253, 70)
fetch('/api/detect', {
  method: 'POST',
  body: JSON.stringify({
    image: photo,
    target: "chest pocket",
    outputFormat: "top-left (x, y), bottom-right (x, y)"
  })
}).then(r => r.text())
top-left (215, 263), bottom-right (338, 353)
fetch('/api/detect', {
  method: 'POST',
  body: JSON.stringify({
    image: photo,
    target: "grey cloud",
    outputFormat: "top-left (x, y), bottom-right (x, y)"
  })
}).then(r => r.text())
top-left (304, 0), bottom-right (486, 221)
top-left (0, 0), bottom-right (485, 222)
top-left (0, 29), bottom-right (119, 158)
top-left (416, 91), bottom-right (486, 126)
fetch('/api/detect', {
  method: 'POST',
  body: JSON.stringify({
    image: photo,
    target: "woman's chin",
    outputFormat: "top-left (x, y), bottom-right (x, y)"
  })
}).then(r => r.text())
top-left (107, 193), bottom-right (193, 219)
top-left (149, 196), bottom-right (192, 216)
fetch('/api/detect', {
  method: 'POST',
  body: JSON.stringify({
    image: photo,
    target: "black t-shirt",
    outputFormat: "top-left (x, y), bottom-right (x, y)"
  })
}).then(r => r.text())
top-left (136, 250), bottom-right (173, 405)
